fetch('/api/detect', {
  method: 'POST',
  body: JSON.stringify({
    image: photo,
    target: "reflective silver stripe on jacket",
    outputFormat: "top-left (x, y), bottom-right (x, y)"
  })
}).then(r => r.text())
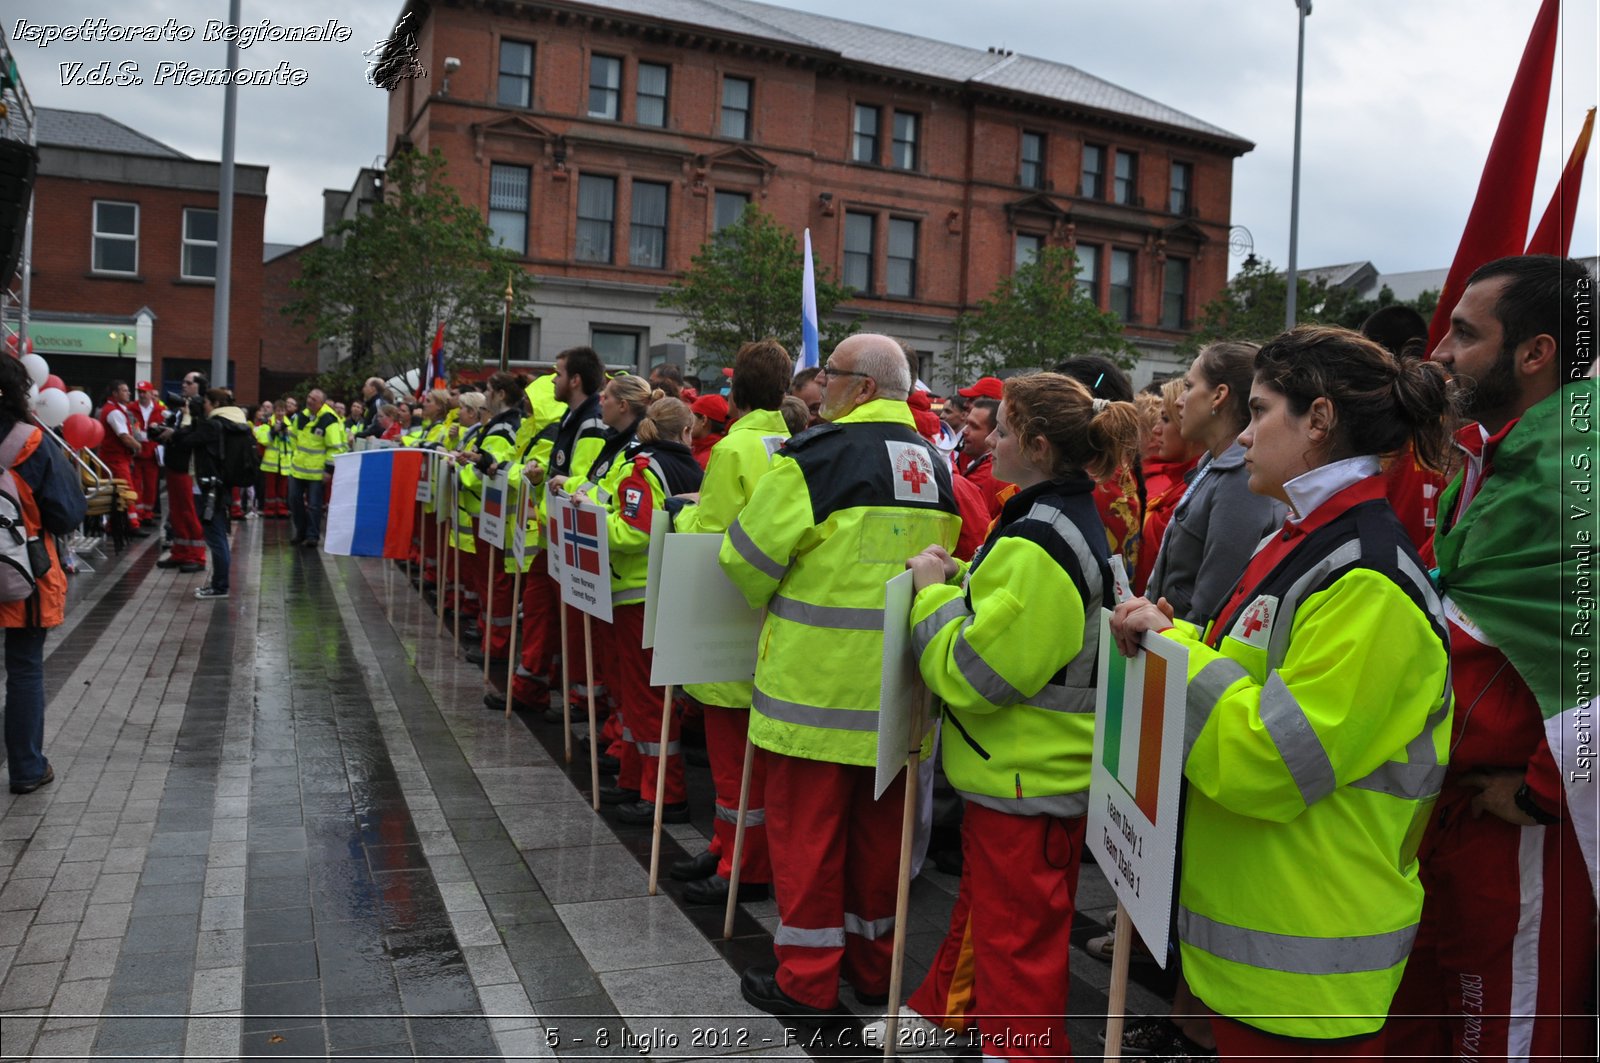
top-left (1185, 656), bottom-right (1252, 757)
top-left (1265, 540), bottom-right (1364, 669)
top-left (715, 805), bottom-right (766, 826)
top-left (634, 738), bottom-right (681, 757)
top-left (1030, 684), bottom-right (1096, 714)
top-left (952, 618), bottom-right (1027, 706)
top-left (769, 595), bottom-right (884, 631)
top-left (614, 587), bottom-right (643, 605)
top-left (1349, 685), bottom-right (1452, 801)
top-left (727, 519), bottom-right (789, 583)
top-left (959, 788), bottom-right (1090, 819)
top-left (1024, 501), bottom-right (1105, 691)
top-left (752, 690), bottom-right (878, 732)
top-left (1178, 906), bottom-right (1418, 976)
top-left (844, 913), bottom-right (895, 940)
top-left (774, 923), bottom-right (845, 948)
top-left (910, 598), bottom-right (971, 659)
top-left (1258, 672), bottom-right (1338, 807)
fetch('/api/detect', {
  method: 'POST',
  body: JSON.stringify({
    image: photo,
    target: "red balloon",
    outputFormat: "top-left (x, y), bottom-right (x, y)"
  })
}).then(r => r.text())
top-left (62, 413), bottom-right (103, 450)
top-left (42, 375), bottom-right (65, 392)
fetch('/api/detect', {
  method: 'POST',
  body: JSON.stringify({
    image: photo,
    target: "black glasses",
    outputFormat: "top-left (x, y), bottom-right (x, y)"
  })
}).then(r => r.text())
top-left (820, 364), bottom-right (869, 381)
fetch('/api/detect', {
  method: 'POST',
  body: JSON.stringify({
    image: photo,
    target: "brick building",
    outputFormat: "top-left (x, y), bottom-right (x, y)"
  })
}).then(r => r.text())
top-left (20, 108), bottom-right (268, 403)
top-left (381, 0), bottom-right (1251, 386)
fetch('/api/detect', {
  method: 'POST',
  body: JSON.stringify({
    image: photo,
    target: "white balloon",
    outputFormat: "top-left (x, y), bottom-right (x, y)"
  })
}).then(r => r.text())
top-left (26, 383), bottom-right (38, 410)
top-left (34, 387), bottom-right (69, 428)
top-left (20, 354), bottom-right (49, 387)
top-left (67, 390), bottom-right (93, 417)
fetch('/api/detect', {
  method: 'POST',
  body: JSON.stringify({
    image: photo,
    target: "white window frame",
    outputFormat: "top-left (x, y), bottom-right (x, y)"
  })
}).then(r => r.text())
top-left (92, 200), bottom-right (139, 275)
top-left (180, 207), bottom-right (218, 281)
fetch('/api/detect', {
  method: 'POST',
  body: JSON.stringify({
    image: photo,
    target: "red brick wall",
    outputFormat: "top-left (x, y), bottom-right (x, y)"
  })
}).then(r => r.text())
top-left (30, 173), bottom-right (267, 403)
top-left (391, 3), bottom-right (1243, 344)
top-left (260, 244), bottom-right (321, 384)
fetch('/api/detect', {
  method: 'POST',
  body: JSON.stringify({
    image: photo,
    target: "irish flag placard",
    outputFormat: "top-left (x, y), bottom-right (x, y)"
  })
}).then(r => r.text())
top-left (1088, 609), bottom-right (1187, 968)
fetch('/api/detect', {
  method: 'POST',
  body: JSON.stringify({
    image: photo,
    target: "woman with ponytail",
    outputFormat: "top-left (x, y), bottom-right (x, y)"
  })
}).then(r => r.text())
top-left (872, 373), bottom-right (1138, 1059)
top-left (1112, 326), bottom-right (1456, 1058)
top-left (570, 394), bottom-right (703, 825)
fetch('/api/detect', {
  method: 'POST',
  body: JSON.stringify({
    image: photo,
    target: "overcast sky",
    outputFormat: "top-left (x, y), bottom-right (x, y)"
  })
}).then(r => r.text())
top-left (6, 0), bottom-right (1596, 277)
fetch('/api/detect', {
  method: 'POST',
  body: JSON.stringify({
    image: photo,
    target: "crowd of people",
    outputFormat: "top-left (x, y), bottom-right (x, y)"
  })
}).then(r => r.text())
top-left (13, 252), bottom-right (1592, 1060)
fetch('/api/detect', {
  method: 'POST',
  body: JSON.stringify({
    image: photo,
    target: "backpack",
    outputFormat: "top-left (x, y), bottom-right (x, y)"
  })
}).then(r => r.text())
top-left (0, 423), bottom-right (47, 602)
top-left (218, 420), bottom-right (260, 488)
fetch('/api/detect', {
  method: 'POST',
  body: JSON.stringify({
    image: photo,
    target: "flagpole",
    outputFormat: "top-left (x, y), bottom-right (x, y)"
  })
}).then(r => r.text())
top-left (647, 683), bottom-right (675, 895)
top-left (561, 603), bottom-right (573, 764)
top-left (882, 687), bottom-right (930, 1059)
top-left (499, 272), bottom-right (514, 374)
top-left (1102, 903), bottom-right (1134, 1060)
top-left (1285, 0), bottom-right (1311, 329)
top-left (723, 734), bottom-right (757, 940)
top-left (584, 613), bottom-right (600, 812)
top-left (483, 543), bottom-right (496, 682)
top-left (504, 488), bottom-right (528, 719)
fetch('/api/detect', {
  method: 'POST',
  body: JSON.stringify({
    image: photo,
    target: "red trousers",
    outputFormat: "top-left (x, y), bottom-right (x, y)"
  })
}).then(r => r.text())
top-left (1212, 1018), bottom-right (1384, 1061)
top-left (610, 603), bottom-right (684, 806)
top-left (910, 804), bottom-right (1083, 1061)
top-left (483, 560), bottom-right (517, 660)
top-left (261, 470), bottom-right (288, 515)
top-left (565, 597), bottom-right (612, 709)
top-left (766, 752), bottom-right (907, 1009)
top-left (133, 456), bottom-right (161, 520)
top-left (512, 565), bottom-right (560, 705)
top-left (702, 702), bottom-right (770, 884)
top-left (1387, 789), bottom-right (1597, 1061)
top-left (458, 545), bottom-right (482, 621)
top-left (166, 472), bottom-right (206, 563)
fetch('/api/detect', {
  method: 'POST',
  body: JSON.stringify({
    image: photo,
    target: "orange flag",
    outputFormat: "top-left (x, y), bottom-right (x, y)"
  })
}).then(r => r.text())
top-left (1426, 0), bottom-right (1559, 353)
top-left (1526, 107), bottom-right (1596, 256)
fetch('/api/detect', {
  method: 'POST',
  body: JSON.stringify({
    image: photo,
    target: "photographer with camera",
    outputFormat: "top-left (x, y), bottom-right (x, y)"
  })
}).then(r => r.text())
top-left (147, 373), bottom-right (209, 573)
top-left (168, 388), bottom-right (252, 599)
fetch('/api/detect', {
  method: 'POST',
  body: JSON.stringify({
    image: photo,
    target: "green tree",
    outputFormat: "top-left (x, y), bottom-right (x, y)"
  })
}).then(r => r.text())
top-left (284, 148), bottom-right (533, 385)
top-left (952, 245), bottom-right (1136, 376)
top-left (1182, 258), bottom-right (1439, 354)
top-left (658, 206), bottom-right (858, 371)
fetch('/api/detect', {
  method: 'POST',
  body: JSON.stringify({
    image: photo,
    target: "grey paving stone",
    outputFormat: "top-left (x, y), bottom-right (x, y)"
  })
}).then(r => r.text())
top-left (0, 1009), bottom-right (44, 1055)
top-left (12, 844), bottom-right (66, 879)
top-left (34, 887), bottom-right (90, 927)
top-left (200, 893), bottom-right (247, 932)
top-left (184, 1014), bottom-right (244, 1057)
top-left (40, 975), bottom-right (111, 1029)
top-left (16, 920), bottom-right (77, 964)
top-left (204, 865), bottom-right (247, 897)
top-left (476, 979), bottom-right (537, 1025)
top-left (449, 909), bottom-right (503, 948)
top-left (411, 1014), bottom-right (499, 1058)
top-left (558, 895), bottom-right (717, 973)
top-left (0, 959), bottom-right (65, 1009)
top-left (109, 949), bottom-right (194, 999)
top-left (436, 880), bottom-right (489, 914)
top-left (29, 1023), bottom-right (96, 1058)
top-left (599, 960), bottom-right (787, 1056)
top-left (77, 901), bottom-right (132, 940)
top-left (131, 879), bottom-right (204, 918)
top-left (324, 1008), bottom-right (411, 1051)
top-left (0, 876), bottom-right (52, 911)
top-left (60, 834), bottom-right (111, 864)
top-left (94, 1013), bottom-right (186, 1055)
top-left (208, 838), bottom-right (248, 867)
top-left (523, 844), bottom-right (651, 905)
top-left (62, 936), bottom-right (119, 981)
top-left (0, 907), bottom-right (32, 946)
top-left (243, 940), bottom-right (319, 985)
top-left (121, 914), bottom-right (197, 955)
top-left (74, 811), bottom-right (121, 836)
top-left (240, 977), bottom-right (323, 1032)
top-left (196, 928), bottom-right (245, 970)
top-left (146, 830), bottom-right (211, 858)
top-left (244, 906), bottom-right (314, 946)
top-left (483, 890), bottom-right (558, 928)
top-left (88, 872), bottom-right (140, 905)
top-left (461, 943), bottom-right (518, 987)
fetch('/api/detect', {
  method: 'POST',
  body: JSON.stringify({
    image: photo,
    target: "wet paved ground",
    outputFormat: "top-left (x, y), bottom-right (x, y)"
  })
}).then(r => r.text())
top-left (0, 521), bottom-right (1174, 1061)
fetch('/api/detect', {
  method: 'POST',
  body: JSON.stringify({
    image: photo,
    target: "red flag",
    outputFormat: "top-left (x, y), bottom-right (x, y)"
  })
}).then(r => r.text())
top-left (1426, 0), bottom-right (1559, 353)
top-left (429, 322), bottom-right (446, 389)
top-left (1526, 107), bottom-right (1596, 257)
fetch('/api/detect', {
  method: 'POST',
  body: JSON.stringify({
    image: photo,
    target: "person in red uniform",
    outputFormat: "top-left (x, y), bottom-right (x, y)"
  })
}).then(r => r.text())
top-left (95, 381), bottom-right (142, 533)
top-left (129, 382), bottom-right (165, 527)
top-left (1388, 255), bottom-right (1598, 1061)
top-left (956, 397), bottom-right (1009, 517)
top-left (688, 392), bottom-right (728, 468)
top-left (149, 372), bottom-right (208, 573)
top-left (1134, 377), bottom-right (1201, 595)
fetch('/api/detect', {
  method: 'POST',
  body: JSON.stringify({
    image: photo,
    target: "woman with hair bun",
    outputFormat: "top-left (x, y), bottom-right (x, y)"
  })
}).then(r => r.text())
top-left (1112, 326), bottom-right (1456, 1058)
top-left (568, 393), bottom-right (702, 825)
top-left (873, 372), bottom-right (1139, 1059)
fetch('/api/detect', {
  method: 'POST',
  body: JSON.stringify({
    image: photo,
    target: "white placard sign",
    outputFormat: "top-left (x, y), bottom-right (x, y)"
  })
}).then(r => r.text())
top-left (415, 451), bottom-right (432, 503)
top-left (557, 496), bottom-right (613, 622)
top-left (545, 484), bottom-right (563, 580)
top-left (510, 481), bottom-right (529, 569)
top-left (1087, 609), bottom-right (1188, 967)
top-left (648, 532), bottom-right (762, 686)
top-left (433, 457), bottom-right (453, 525)
top-left (478, 467), bottom-right (510, 549)
top-left (641, 509), bottom-right (671, 650)
top-left (874, 570), bottom-right (928, 800)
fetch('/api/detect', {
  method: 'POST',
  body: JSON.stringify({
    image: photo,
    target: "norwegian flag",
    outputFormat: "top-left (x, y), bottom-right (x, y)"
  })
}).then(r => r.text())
top-left (563, 505), bottom-right (602, 575)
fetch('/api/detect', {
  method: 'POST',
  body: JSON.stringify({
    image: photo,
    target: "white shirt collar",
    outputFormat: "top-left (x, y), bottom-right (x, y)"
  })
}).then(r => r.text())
top-left (1283, 454), bottom-right (1381, 523)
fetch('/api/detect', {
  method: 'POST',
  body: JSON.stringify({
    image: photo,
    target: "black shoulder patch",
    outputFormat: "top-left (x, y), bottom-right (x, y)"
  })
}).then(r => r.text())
top-left (780, 423), bottom-right (842, 451)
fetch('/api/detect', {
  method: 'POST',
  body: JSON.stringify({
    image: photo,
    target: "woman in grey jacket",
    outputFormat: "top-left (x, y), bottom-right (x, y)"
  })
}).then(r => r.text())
top-left (1145, 341), bottom-right (1286, 627)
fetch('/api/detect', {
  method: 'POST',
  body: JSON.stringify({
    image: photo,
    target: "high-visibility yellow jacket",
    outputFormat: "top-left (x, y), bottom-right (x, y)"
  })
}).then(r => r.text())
top-left (253, 422), bottom-right (279, 475)
top-left (719, 399), bottom-right (961, 766)
top-left (1162, 483), bottom-right (1451, 1040)
top-left (674, 407), bottom-right (790, 709)
top-left (911, 476), bottom-right (1109, 817)
top-left (289, 407), bottom-right (346, 481)
top-left (448, 423), bottom-right (484, 552)
top-left (572, 439), bottom-right (703, 607)
top-left (500, 375), bottom-right (566, 573)
top-left (456, 411), bottom-right (522, 553)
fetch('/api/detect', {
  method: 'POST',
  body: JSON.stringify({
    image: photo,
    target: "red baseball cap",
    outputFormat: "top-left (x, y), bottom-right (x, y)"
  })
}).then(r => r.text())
top-left (691, 394), bottom-right (729, 422)
top-left (957, 376), bottom-right (1004, 400)
top-left (136, 381), bottom-right (155, 392)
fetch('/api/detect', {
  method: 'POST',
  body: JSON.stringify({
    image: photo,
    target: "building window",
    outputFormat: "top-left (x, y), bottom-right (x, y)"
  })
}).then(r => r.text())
top-left (1020, 131), bottom-right (1045, 189)
top-left (588, 55), bottom-right (621, 120)
top-left (852, 104), bottom-right (880, 164)
top-left (887, 218), bottom-right (918, 297)
top-left (1169, 161), bottom-right (1192, 215)
top-left (1114, 150), bottom-right (1138, 205)
top-left (488, 164), bottom-right (530, 255)
top-left (92, 200), bottom-right (138, 274)
top-left (843, 211), bottom-right (874, 293)
top-left (636, 62), bottom-right (668, 127)
top-left (713, 190), bottom-right (750, 233)
top-left (1110, 248), bottom-right (1135, 321)
top-left (498, 40), bottom-right (533, 108)
top-left (1014, 233), bottom-right (1041, 270)
top-left (630, 181), bottom-right (668, 269)
top-left (721, 76), bottom-right (752, 139)
top-left (481, 321), bottom-right (540, 363)
top-left (1074, 243), bottom-right (1100, 301)
top-left (1081, 144), bottom-right (1105, 199)
top-left (180, 208), bottom-right (217, 280)
top-left (891, 111), bottom-right (918, 169)
top-left (1162, 258), bottom-right (1190, 328)
top-left (576, 175), bottom-right (616, 263)
top-left (592, 329), bottom-right (640, 368)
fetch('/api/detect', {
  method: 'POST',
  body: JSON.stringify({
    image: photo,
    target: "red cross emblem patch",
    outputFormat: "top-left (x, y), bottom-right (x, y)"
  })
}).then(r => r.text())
top-left (1232, 594), bottom-right (1278, 649)
top-left (886, 441), bottom-right (939, 504)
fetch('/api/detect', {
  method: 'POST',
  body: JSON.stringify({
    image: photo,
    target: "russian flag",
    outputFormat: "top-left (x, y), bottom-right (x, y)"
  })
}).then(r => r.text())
top-left (324, 448), bottom-right (428, 558)
top-left (484, 477), bottom-right (504, 520)
top-left (430, 322), bottom-right (447, 388)
top-left (798, 228), bottom-right (819, 375)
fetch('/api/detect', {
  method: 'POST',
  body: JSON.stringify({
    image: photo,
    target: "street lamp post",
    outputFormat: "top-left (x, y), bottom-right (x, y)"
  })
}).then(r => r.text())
top-left (1286, 0), bottom-right (1311, 329)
